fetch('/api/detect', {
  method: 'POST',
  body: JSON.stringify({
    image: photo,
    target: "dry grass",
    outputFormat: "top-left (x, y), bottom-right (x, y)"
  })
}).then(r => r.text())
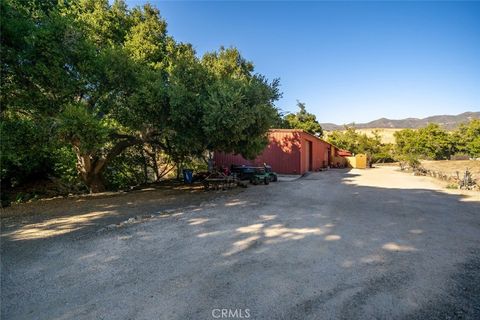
top-left (325, 128), bottom-right (404, 144)
top-left (421, 160), bottom-right (480, 181)
top-left (352, 128), bottom-right (403, 144)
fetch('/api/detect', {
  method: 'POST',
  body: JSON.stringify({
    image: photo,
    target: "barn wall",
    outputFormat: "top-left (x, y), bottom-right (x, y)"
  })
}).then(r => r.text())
top-left (265, 131), bottom-right (302, 174)
top-left (213, 131), bottom-right (302, 174)
top-left (300, 133), bottom-right (331, 173)
top-left (214, 130), bottom-right (339, 175)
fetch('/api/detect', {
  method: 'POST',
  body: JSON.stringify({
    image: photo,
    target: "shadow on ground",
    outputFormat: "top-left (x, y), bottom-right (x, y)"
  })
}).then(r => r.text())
top-left (0, 183), bottom-right (244, 242)
top-left (1, 168), bottom-right (479, 320)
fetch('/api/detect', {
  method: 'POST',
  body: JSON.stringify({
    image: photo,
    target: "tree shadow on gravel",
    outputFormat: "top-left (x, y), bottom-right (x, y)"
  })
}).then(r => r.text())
top-left (1, 168), bottom-right (479, 320)
top-left (171, 169), bottom-right (480, 320)
top-left (0, 185), bottom-right (244, 243)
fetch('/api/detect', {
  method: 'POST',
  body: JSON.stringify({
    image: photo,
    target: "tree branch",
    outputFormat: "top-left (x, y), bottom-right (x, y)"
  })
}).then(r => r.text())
top-left (92, 135), bottom-right (143, 174)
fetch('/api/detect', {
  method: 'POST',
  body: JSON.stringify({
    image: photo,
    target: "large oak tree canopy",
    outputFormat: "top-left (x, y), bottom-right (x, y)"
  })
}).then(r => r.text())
top-left (1, 0), bottom-right (281, 192)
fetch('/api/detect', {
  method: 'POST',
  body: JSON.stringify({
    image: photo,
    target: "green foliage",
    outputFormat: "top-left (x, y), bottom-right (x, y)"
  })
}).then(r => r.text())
top-left (1, 0), bottom-right (281, 195)
top-left (453, 119), bottom-right (480, 158)
top-left (51, 146), bottom-right (79, 185)
top-left (327, 127), bottom-right (359, 154)
top-left (326, 127), bottom-right (393, 164)
top-left (102, 146), bottom-right (146, 190)
top-left (202, 47), bottom-right (254, 79)
top-left (393, 120), bottom-right (479, 161)
top-left (202, 73), bottom-right (280, 159)
top-left (283, 101), bottom-right (323, 137)
top-left (57, 104), bottom-right (111, 154)
top-left (325, 120), bottom-right (479, 167)
top-left (0, 112), bottom-right (54, 185)
top-left (163, 46), bottom-right (281, 160)
top-left (69, 0), bottom-right (132, 47)
top-left (397, 153), bottom-right (421, 171)
top-left (394, 124), bottom-right (452, 160)
top-left (0, 111), bottom-right (80, 195)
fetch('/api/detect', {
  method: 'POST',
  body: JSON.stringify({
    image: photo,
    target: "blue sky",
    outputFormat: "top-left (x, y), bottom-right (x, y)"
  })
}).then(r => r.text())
top-left (126, 1), bottom-right (480, 124)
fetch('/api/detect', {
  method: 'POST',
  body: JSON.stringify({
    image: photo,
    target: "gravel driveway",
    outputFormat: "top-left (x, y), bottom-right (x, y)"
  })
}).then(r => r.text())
top-left (1, 166), bottom-right (479, 320)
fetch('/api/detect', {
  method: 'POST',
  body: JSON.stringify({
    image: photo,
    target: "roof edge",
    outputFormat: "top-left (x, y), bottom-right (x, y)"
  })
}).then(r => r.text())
top-left (269, 128), bottom-right (328, 143)
top-left (269, 128), bottom-right (350, 153)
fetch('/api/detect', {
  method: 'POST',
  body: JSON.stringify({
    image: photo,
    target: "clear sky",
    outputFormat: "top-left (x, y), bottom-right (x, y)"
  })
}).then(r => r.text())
top-left (126, 1), bottom-right (480, 124)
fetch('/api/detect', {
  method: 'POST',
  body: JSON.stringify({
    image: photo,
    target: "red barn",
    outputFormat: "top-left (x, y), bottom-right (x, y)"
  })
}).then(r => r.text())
top-left (214, 129), bottom-right (339, 174)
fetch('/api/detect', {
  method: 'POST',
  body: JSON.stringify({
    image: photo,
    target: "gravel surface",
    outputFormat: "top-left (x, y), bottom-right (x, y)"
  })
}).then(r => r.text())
top-left (1, 166), bottom-right (479, 320)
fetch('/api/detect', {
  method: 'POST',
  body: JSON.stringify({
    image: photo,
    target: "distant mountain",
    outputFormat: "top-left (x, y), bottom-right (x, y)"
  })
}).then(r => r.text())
top-left (321, 111), bottom-right (480, 131)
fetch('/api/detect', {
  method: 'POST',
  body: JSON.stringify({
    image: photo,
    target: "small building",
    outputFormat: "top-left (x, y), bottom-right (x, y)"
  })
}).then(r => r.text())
top-left (345, 154), bottom-right (367, 169)
top-left (214, 129), bottom-right (343, 174)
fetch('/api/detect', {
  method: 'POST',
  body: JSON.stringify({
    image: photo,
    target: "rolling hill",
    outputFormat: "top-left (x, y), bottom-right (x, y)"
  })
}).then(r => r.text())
top-left (321, 111), bottom-right (480, 131)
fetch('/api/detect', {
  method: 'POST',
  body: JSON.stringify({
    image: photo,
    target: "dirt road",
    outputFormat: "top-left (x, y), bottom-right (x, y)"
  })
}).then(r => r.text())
top-left (1, 166), bottom-right (479, 319)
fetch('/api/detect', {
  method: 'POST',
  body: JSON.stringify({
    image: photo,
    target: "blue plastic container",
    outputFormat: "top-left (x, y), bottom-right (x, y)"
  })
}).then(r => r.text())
top-left (182, 169), bottom-right (193, 183)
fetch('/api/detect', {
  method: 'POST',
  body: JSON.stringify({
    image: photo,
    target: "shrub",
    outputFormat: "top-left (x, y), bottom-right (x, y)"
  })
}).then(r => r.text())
top-left (398, 154), bottom-right (421, 171)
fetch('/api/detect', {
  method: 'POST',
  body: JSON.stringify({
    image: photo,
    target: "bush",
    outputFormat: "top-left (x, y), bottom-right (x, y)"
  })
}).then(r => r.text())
top-left (398, 154), bottom-right (421, 171)
top-left (52, 146), bottom-right (80, 185)
top-left (103, 146), bottom-right (147, 191)
top-left (1, 113), bottom-right (55, 187)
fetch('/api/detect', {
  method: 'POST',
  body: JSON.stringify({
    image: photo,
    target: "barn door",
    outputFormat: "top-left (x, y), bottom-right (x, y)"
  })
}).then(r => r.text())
top-left (306, 140), bottom-right (313, 171)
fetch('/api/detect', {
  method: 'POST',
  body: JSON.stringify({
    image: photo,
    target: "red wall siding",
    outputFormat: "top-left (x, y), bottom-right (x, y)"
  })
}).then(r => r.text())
top-left (214, 131), bottom-right (302, 174)
top-left (214, 130), bottom-right (335, 175)
top-left (299, 132), bottom-right (331, 173)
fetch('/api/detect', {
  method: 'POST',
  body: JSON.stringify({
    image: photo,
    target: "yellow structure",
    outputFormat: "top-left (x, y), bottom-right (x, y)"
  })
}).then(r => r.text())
top-left (346, 154), bottom-right (367, 169)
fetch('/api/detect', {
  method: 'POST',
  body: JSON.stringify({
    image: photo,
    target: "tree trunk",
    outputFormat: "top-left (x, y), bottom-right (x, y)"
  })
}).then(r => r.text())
top-left (151, 146), bottom-right (160, 181)
top-left (74, 153), bottom-right (107, 193)
top-left (207, 151), bottom-right (214, 172)
top-left (141, 148), bottom-right (148, 184)
top-left (72, 135), bottom-right (141, 193)
top-left (86, 173), bottom-right (106, 193)
top-left (176, 161), bottom-right (182, 180)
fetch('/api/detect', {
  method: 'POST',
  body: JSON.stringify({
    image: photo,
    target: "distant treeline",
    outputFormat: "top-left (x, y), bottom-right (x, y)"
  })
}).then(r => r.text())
top-left (327, 120), bottom-right (480, 164)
